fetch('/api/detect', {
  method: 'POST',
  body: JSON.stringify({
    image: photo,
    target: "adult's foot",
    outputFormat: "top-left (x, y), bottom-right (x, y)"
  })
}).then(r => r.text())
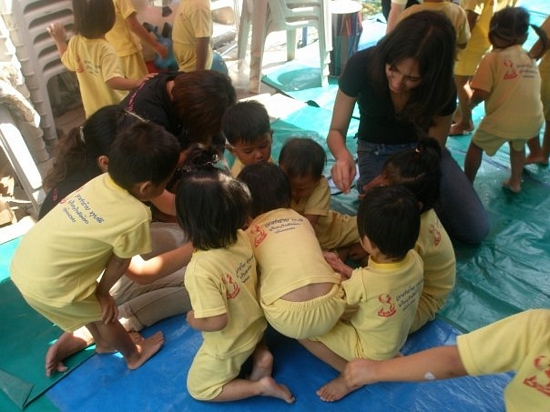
top-left (126, 331), bottom-right (164, 370)
top-left (45, 332), bottom-right (89, 377)
top-left (449, 122), bottom-right (474, 137)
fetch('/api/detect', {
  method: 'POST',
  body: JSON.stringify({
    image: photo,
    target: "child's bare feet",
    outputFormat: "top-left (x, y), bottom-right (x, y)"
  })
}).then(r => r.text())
top-left (449, 122), bottom-right (474, 137)
top-left (96, 331), bottom-right (145, 354)
top-left (250, 343), bottom-right (273, 381)
top-left (257, 376), bottom-right (295, 403)
top-left (502, 179), bottom-right (521, 194)
top-left (126, 331), bottom-right (164, 370)
top-left (317, 374), bottom-right (359, 402)
top-left (45, 332), bottom-right (89, 376)
top-left (525, 153), bottom-right (549, 166)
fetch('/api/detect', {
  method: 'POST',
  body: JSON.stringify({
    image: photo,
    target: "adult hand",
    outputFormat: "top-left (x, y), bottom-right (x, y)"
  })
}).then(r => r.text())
top-left (331, 150), bottom-right (356, 194)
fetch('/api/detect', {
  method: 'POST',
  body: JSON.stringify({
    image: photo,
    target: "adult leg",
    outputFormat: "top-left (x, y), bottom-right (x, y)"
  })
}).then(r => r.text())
top-left (435, 148), bottom-right (489, 244)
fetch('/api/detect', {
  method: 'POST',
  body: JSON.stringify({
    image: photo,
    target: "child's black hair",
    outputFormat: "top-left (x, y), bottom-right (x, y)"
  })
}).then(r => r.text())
top-left (381, 137), bottom-right (441, 213)
top-left (357, 185), bottom-right (420, 260)
top-left (176, 166), bottom-right (251, 250)
top-left (108, 122), bottom-right (180, 189)
top-left (279, 137), bottom-right (327, 179)
top-left (222, 100), bottom-right (271, 145)
top-left (73, 0), bottom-right (115, 38)
top-left (489, 7), bottom-right (548, 56)
top-left (238, 162), bottom-right (291, 218)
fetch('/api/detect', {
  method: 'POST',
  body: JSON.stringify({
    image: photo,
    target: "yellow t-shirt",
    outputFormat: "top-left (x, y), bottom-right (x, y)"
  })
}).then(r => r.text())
top-left (61, 35), bottom-right (127, 117)
top-left (399, 2), bottom-right (470, 46)
top-left (105, 0), bottom-right (141, 57)
top-left (230, 156), bottom-right (274, 178)
top-left (184, 230), bottom-right (266, 357)
top-left (171, 0), bottom-right (213, 72)
top-left (539, 16), bottom-right (550, 120)
top-left (290, 177), bottom-right (360, 250)
top-left (471, 45), bottom-right (544, 139)
top-left (410, 209), bottom-right (456, 333)
top-left (316, 250), bottom-right (424, 360)
top-left (246, 208), bottom-right (340, 306)
top-left (457, 309), bottom-right (550, 412)
top-left (11, 174), bottom-right (151, 306)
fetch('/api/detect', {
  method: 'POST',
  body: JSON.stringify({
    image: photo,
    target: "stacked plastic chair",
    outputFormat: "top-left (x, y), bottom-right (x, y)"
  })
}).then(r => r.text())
top-left (238, 0), bottom-right (332, 93)
top-left (0, 0), bottom-right (75, 144)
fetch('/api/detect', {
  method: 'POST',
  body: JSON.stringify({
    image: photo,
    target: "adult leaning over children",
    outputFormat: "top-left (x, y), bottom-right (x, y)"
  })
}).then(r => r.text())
top-left (327, 10), bottom-right (490, 245)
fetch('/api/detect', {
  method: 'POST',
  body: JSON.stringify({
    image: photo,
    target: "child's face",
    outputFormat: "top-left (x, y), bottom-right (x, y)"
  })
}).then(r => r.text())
top-left (228, 131), bottom-right (272, 166)
top-left (286, 173), bottom-right (319, 203)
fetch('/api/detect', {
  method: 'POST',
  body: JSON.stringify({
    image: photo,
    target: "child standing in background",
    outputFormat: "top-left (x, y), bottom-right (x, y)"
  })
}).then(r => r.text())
top-left (176, 151), bottom-right (294, 403)
top-left (397, 0), bottom-right (471, 49)
top-left (305, 185), bottom-right (423, 402)
top-left (526, 13), bottom-right (550, 166)
top-left (364, 137), bottom-right (456, 333)
top-left (278, 138), bottom-right (363, 261)
top-left (105, 0), bottom-right (169, 79)
top-left (238, 163), bottom-right (346, 341)
top-left (464, 7), bottom-right (547, 193)
top-left (11, 122), bottom-right (181, 371)
top-left (223, 100), bottom-right (274, 177)
top-left (48, 0), bottom-right (153, 118)
top-left (171, 0), bottom-right (213, 71)
top-left (450, 0), bottom-right (519, 136)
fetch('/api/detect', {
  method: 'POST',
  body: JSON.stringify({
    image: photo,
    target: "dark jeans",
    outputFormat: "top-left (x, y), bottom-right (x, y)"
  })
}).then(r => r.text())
top-left (357, 139), bottom-right (490, 244)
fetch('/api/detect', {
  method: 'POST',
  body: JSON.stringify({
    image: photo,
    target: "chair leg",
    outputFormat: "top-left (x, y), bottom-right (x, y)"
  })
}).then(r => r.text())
top-left (286, 29), bottom-right (297, 61)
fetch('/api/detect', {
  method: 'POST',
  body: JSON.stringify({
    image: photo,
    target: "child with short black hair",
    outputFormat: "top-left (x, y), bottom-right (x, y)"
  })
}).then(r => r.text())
top-left (176, 151), bottom-right (294, 403)
top-left (47, 0), bottom-right (153, 117)
top-left (238, 163), bottom-right (346, 340)
top-left (279, 137), bottom-right (363, 260)
top-left (223, 100), bottom-right (273, 177)
top-left (465, 6), bottom-right (548, 193)
top-left (11, 121), bottom-right (180, 371)
top-left (302, 185), bottom-right (423, 401)
top-left (365, 137), bottom-right (456, 333)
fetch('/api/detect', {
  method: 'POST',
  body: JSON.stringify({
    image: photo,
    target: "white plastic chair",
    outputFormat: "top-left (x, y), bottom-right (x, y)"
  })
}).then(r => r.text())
top-left (238, 0), bottom-right (331, 93)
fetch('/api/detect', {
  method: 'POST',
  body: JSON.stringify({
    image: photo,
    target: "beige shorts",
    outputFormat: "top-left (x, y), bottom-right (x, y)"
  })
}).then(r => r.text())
top-left (472, 129), bottom-right (527, 156)
top-left (21, 292), bottom-right (102, 332)
top-left (186, 345), bottom-right (256, 400)
top-left (262, 284), bottom-right (346, 339)
top-left (311, 320), bottom-right (362, 361)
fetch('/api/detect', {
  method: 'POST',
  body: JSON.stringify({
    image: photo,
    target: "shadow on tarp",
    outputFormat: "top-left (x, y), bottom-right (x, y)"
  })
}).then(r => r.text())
top-left (0, 238), bottom-right (95, 411)
top-left (47, 314), bottom-right (511, 412)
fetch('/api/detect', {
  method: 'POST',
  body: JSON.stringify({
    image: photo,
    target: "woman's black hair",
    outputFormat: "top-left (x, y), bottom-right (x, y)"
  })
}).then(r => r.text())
top-left (175, 165), bottom-right (251, 250)
top-left (368, 10), bottom-right (456, 128)
top-left (357, 185), bottom-right (420, 259)
top-left (238, 162), bottom-right (291, 218)
top-left (279, 137), bottom-right (327, 179)
top-left (382, 136), bottom-right (442, 213)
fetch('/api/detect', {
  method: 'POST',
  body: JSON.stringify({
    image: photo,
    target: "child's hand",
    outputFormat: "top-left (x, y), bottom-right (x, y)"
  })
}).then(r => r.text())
top-left (47, 23), bottom-right (66, 43)
top-left (323, 251), bottom-right (352, 279)
top-left (97, 293), bottom-right (119, 324)
top-left (136, 72), bottom-right (158, 88)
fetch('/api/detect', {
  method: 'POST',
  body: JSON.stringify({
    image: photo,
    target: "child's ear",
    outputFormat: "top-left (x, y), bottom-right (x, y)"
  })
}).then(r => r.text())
top-left (97, 155), bottom-right (109, 173)
top-left (136, 181), bottom-right (153, 197)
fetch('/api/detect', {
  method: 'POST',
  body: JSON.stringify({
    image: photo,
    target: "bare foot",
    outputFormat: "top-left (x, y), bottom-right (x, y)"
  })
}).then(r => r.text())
top-left (525, 153), bottom-right (549, 166)
top-left (45, 332), bottom-right (90, 377)
top-left (126, 331), bottom-right (164, 370)
top-left (317, 374), bottom-right (360, 402)
top-left (249, 343), bottom-right (273, 381)
top-left (257, 376), bottom-right (295, 404)
top-left (502, 179), bottom-right (521, 194)
top-left (449, 122), bottom-right (474, 137)
top-left (96, 331), bottom-right (145, 354)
